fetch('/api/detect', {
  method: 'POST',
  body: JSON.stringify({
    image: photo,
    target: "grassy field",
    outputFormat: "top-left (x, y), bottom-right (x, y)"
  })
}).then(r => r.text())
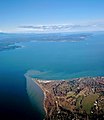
top-left (76, 95), bottom-right (83, 109)
top-left (82, 93), bottom-right (99, 114)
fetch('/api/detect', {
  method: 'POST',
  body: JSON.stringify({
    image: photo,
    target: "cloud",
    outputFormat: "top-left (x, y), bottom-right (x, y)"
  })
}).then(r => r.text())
top-left (18, 22), bottom-right (104, 32)
top-left (19, 24), bottom-right (72, 31)
top-left (0, 30), bottom-right (3, 32)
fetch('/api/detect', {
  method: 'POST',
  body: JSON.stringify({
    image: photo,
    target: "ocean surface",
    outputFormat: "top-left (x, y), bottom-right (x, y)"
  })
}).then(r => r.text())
top-left (0, 32), bottom-right (104, 119)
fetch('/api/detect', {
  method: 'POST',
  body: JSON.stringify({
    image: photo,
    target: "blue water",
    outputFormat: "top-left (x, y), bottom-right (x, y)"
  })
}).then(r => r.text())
top-left (0, 32), bottom-right (104, 119)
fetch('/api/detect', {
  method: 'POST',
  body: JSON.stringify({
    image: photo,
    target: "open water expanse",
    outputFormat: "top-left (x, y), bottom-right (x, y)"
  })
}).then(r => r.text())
top-left (0, 32), bottom-right (104, 119)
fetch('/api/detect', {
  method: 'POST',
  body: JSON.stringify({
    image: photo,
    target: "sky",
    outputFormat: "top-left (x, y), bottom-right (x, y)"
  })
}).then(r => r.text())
top-left (0, 0), bottom-right (104, 33)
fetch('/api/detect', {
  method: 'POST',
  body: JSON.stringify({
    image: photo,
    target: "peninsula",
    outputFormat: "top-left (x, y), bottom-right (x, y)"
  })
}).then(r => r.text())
top-left (33, 77), bottom-right (104, 120)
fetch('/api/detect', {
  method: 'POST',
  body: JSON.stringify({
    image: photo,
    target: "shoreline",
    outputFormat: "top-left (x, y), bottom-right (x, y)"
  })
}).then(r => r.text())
top-left (31, 78), bottom-right (47, 116)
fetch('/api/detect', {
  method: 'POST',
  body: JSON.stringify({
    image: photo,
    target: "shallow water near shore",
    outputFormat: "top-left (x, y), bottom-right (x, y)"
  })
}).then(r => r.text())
top-left (0, 32), bottom-right (104, 119)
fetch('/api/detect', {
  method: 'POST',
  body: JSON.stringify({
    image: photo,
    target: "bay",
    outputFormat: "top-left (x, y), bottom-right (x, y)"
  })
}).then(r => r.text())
top-left (0, 32), bottom-right (104, 119)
